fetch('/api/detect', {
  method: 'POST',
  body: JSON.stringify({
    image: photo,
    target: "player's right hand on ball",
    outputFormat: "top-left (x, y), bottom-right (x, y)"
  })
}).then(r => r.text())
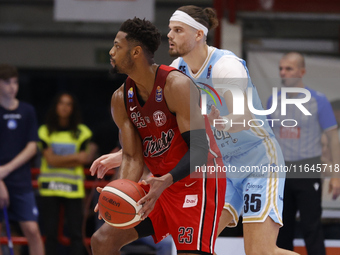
top-left (90, 150), bottom-right (122, 179)
top-left (94, 187), bottom-right (103, 220)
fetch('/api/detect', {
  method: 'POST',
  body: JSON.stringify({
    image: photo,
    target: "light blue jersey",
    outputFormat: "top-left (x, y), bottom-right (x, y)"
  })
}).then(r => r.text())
top-left (172, 47), bottom-right (275, 162)
top-left (171, 46), bottom-right (285, 226)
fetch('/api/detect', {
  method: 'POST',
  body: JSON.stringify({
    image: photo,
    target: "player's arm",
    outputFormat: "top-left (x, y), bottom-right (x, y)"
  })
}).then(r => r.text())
top-left (138, 72), bottom-right (208, 219)
top-left (110, 86), bottom-right (144, 182)
top-left (90, 86), bottom-right (143, 181)
top-left (325, 128), bottom-right (340, 199)
top-left (0, 141), bottom-right (37, 179)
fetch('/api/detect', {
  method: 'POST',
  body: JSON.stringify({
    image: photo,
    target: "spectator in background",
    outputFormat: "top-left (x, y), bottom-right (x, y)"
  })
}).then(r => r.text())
top-left (38, 92), bottom-right (92, 255)
top-left (267, 52), bottom-right (340, 255)
top-left (321, 100), bottom-right (340, 166)
top-left (0, 64), bottom-right (44, 255)
top-left (331, 100), bottom-right (340, 136)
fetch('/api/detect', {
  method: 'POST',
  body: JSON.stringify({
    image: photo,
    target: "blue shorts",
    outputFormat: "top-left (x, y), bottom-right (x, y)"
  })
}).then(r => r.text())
top-left (0, 191), bottom-right (39, 222)
top-left (223, 137), bottom-right (285, 227)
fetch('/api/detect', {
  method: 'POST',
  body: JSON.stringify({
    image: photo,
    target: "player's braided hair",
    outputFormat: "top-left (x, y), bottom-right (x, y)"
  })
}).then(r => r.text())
top-left (119, 17), bottom-right (161, 60)
top-left (178, 5), bottom-right (219, 31)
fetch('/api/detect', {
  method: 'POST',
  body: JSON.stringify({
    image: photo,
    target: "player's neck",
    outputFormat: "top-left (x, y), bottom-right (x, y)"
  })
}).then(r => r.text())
top-left (182, 44), bottom-right (208, 74)
top-left (131, 63), bottom-right (158, 99)
top-left (0, 97), bottom-right (18, 110)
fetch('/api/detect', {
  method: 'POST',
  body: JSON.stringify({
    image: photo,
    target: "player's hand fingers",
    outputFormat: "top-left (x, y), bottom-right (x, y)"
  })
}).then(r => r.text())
top-left (97, 165), bottom-right (107, 179)
top-left (94, 204), bottom-right (103, 220)
top-left (332, 186), bottom-right (340, 200)
top-left (89, 159), bottom-right (101, 176)
top-left (211, 105), bottom-right (220, 117)
top-left (138, 198), bottom-right (155, 220)
top-left (96, 187), bottom-right (103, 193)
top-left (137, 194), bottom-right (149, 206)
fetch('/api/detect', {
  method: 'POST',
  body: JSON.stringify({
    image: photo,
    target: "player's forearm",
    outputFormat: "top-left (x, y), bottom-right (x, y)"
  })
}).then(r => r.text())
top-left (119, 153), bottom-right (144, 182)
top-left (2, 141), bottom-right (37, 175)
top-left (329, 139), bottom-right (340, 178)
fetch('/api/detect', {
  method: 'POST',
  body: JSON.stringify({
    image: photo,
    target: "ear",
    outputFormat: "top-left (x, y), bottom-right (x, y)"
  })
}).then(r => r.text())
top-left (131, 46), bottom-right (142, 59)
top-left (195, 30), bottom-right (205, 42)
top-left (300, 67), bottom-right (306, 77)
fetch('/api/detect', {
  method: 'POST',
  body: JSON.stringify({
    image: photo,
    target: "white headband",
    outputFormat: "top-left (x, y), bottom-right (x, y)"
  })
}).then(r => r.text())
top-left (170, 10), bottom-right (208, 36)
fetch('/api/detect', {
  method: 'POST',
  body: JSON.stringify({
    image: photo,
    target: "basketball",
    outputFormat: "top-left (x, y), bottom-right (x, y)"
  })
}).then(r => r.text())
top-left (98, 179), bottom-right (146, 229)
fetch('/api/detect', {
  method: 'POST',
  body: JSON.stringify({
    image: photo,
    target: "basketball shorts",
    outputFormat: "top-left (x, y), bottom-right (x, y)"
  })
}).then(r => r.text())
top-left (0, 190), bottom-right (39, 222)
top-left (223, 137), bottom-right (285, 227)
top-left (144, 174), bottom-right (226, 254)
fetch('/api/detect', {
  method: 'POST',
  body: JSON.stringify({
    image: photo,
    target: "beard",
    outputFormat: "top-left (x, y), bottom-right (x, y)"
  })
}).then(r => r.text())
top-left (109, 66), bottom-right (119, 75)
top-left (168, 48), bottom-right (182, 58)
top-left (109, 54), bottom-right (134, 76)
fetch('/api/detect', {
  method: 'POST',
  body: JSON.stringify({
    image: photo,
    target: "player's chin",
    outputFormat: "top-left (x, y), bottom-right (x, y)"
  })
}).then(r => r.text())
top-left (168, 49), bottom-right (179, 57)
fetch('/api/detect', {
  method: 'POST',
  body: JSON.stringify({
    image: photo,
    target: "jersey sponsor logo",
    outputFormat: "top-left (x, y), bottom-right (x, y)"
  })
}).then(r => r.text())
top-left (47, 181), bottom-right (74, 192)
top-left (213, 129), bottom-right (238, 144)
top-left (7, 119), bottom-right (17, 129)
top-left (280, 126), bottom-right (300, 139)
top-left (245, 182), bottom-right (263, 192)
top-left (3, 113), bottom-right (21, 120)
top-left (178, 65), bottom-right (186, 73)
top-left (155, 86), bottom-right (163, 102)
top-left (144, 116), bottom-right (151, 123)
top-left (185, 181), bottom-right (197, 187)
top-left (128, 87), bottom-right (134, 103)
top-left (183, 195), bottom-right (198, 208)
top-left (128, 87), bottom-right (134, 98)
top-left (153, 110), bottom-right (167, 127)
top-left (143, 129), bottom-right (174, 157)
top-left (130, 106), bottom-right (137, 111)
top-left (206, 65), bottom-right (212, 79)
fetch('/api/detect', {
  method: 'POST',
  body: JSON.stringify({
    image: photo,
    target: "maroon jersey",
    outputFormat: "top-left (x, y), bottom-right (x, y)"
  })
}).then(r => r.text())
top-left (125, 65), bottom-right (226, 253)
top-left (125, 65), bottom-right (188, 176)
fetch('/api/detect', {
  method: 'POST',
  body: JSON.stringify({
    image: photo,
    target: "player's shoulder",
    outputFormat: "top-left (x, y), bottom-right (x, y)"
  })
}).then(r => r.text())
top-left (306, 86), bottom-right (330, 106)
top-left (111, 83), bottom-right (125, 103)
top-left (169, 57), bottom-right (181, 68)
top-left (165, 70), bottom-right (192, 91)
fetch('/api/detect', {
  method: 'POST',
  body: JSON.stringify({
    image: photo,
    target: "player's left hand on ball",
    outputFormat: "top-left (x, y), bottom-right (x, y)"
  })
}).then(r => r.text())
top-left (94, 187), bottom-right (103, 220)
top-left (137, 174), bottom-right (172, 220)
top-left (329, 178), bottom-right (340, 200)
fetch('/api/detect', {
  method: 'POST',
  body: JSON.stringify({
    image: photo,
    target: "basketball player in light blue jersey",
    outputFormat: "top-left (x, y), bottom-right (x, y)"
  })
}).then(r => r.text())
top-left (168, 6), bottom-right (299, 255)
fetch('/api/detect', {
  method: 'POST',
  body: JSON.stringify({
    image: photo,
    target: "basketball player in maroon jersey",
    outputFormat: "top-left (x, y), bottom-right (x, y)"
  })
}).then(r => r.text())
top-left (90, 18), bottom-right (226, 255)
